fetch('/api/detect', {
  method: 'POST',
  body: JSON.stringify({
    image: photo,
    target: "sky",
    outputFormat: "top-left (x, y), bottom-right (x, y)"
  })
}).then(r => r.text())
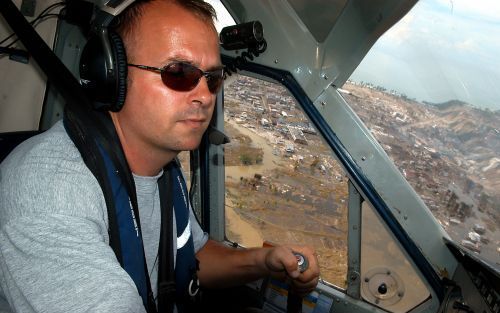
top-left (205, 0), bottom-right (235, 32)
top-left (207, 0), bottom-right (500, 111)
top-left (350, 0), bottom-right (500, 111)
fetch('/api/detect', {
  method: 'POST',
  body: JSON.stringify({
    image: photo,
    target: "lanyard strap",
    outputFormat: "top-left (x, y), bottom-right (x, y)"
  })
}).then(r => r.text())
top-left (158, 165), bottom-right (175, 313)
top-left (171, 165), bottom-right (199, 302)
top-left (64, 112), bottom-right (157, 313)
top-left (158, 162), bottom-right (199, 313)
top-left (97, 142), bottom-right (156, 312)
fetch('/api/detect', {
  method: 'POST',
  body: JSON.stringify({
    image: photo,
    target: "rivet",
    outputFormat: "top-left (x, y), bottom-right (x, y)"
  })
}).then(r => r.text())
top-left (321, 101), bottom-right (326, 107)
top-left (274, 59), bottom-right (279, 64)
top-left (361, 156), bottom-right (366, 161)
top-left (322, 74), bottom-right (328, 80)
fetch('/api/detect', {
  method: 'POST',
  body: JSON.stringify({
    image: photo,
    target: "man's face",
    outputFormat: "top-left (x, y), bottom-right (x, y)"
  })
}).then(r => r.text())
top-left (114, 1), bottom-right (221, 159)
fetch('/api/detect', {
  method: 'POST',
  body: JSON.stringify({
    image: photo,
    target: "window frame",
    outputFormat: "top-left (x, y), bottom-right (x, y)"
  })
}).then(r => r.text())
top-left (196, 57), bottom-right (444, 312)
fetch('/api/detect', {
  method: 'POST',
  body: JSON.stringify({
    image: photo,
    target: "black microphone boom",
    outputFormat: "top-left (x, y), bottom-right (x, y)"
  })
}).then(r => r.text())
top-left (208, 125), bottom-right (230, 146)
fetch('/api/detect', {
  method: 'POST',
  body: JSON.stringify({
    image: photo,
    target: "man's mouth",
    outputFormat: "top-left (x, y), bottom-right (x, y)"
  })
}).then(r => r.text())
top-left (179, 118), bottom-right (207, 128)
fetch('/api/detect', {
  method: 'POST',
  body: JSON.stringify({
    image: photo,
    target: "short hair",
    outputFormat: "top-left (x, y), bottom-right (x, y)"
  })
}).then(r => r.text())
top-left (112, 0), bottom-right (217, 43)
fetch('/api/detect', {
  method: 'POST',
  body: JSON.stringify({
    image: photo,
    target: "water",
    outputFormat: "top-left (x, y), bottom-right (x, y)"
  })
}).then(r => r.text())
top-left (225, 120), bottom-right (282, 181)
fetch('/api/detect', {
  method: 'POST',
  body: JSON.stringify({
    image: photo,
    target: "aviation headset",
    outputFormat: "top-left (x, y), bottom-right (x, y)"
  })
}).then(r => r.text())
top-left (79, 1), bottom-right (133, 112)
top-left (80, 28), bottom-right (127, 112)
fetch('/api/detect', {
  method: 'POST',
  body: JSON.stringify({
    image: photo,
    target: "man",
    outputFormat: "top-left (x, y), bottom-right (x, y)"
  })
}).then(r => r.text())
top-left (0, 0), bottom-right (319, 312)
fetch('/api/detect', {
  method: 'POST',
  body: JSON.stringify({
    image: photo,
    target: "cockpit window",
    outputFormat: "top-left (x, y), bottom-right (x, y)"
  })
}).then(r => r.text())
top-left (223, 74), bottom-right (349, 288)
top-left (205, 0), bottom-right (236, 32)
top-left (344, 0), bottom-right (500, 269)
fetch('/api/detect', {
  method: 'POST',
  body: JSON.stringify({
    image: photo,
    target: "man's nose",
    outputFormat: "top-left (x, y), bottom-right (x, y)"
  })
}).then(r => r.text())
top-left (191, 76), bottom-right (215, 106)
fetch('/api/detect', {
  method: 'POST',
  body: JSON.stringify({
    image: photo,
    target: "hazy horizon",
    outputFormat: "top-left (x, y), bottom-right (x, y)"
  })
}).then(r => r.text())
top-left (350, 0), bottom-right (500, 111)
top-left (208, 0), bottom-right (500, 111)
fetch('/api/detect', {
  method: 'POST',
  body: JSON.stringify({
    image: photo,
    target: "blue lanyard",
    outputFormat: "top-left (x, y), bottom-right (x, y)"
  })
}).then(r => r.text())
top-left (158, 162), bottom-right (198, 313)
top-left (98, 144), bottom-right (155, 311)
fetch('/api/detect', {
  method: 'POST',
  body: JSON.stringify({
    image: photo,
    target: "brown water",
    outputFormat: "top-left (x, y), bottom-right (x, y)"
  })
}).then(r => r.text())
top-left (225, 120), bottom-right (282, 181)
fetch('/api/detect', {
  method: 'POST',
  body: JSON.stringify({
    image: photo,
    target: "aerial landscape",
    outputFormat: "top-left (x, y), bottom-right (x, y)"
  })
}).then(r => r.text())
top-left (219, 74), bottom-right (499, 288)
top-left (342, 81), bottom-right (499, 265)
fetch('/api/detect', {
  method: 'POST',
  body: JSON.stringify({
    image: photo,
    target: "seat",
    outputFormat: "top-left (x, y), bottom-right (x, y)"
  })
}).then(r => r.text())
top-left (0, 131), bottom-right (42, 163)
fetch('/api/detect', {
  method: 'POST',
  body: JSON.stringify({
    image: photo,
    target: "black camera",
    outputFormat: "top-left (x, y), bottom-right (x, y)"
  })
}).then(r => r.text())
top-left (219, 21), bottom-right (263, 50)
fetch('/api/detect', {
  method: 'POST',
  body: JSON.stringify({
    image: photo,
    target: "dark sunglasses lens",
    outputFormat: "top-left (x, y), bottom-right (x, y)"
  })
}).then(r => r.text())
top-left (161, 63), bottom-right (201, 91)
top-left (161, 63), bottom-right (223, 94)
top-left (206, 71), bottom-right (224, 93)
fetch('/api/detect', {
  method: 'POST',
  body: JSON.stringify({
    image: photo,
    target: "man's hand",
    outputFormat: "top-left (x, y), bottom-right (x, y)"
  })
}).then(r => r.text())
top-left (196, 240), bottom-right (320, 295)
top-left (263, 245), bottom-right (320, 296)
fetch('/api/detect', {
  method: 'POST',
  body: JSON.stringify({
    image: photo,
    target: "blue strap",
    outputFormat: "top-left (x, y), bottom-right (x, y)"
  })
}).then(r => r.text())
top-left (170, 164), bottom-right (198, 303)
top-left (98, 146), bottom-right (149, 308)
top-left (96, 148), bottom-right (196, 311)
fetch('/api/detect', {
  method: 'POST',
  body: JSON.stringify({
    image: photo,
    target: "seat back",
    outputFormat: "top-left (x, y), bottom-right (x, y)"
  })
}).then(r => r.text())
top-left (0, 131), bottom-right (42, 163)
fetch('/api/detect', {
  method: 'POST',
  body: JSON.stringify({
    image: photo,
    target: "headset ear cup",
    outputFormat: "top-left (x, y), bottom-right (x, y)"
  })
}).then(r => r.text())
top-left (79, 30), bottom-right (128, 111)
top-left (108, 31), bottom-right (128, 112)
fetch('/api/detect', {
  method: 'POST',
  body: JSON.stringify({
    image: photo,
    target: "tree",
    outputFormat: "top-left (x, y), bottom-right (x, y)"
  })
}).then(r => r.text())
top-left (240, 154), bottom-right (252, 165)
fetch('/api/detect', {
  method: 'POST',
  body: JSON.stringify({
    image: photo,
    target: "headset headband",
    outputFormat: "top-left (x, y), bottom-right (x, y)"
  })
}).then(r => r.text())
top-left (94, 0), bottom-right (136, 18)
top-left (88, 0), bottom-right (135, 30)
top-left (83, 0), bottom-right (136, 92)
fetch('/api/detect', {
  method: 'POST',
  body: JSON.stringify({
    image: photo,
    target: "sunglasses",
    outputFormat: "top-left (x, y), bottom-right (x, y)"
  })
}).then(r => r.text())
top-left (127, 62), bottom-right (224, 94)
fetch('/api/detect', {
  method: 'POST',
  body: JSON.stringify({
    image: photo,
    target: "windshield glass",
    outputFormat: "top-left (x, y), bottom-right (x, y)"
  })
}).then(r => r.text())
top-left (345, 0), bottom-right (500, 268)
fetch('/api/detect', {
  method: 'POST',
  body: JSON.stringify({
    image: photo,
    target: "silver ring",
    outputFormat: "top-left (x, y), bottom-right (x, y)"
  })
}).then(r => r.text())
top-left (188, 278), bottom-right (200, 297)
